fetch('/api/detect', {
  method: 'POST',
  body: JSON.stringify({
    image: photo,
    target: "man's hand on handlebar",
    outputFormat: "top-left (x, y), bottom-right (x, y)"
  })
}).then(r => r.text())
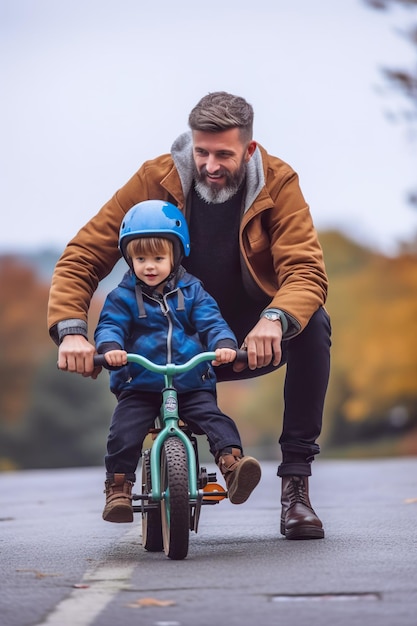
top-left (57, 335), bottom-right (101, 379)
top-left (233, 317), bottom-right (282, 372)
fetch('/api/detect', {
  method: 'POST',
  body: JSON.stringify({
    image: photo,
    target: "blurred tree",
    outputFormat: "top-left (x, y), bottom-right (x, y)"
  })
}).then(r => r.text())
top-left (0, 254), bottom-right (112, 469)
top-left (2, 240), bottom-right (417, 467)
top-left (0, 352), bottom-right (115, 469)
top-left (364, 0), bottom-right (417, 205)
top-left (320, 232), bottom-right (417, 451)
top-left (0, 257), bottom-right (50, 424)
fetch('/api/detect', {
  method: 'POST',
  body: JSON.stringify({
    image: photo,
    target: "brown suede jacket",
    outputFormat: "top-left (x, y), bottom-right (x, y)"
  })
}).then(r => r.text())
top-left (48, 132), bottom-right (328, 344)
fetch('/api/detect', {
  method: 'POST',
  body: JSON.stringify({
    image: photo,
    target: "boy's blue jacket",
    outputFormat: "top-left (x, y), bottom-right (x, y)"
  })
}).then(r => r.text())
top-left (94, 267), bottom-right (238, 394)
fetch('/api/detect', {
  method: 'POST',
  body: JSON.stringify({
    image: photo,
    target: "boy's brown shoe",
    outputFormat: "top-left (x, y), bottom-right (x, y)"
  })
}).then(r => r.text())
top-left (102, 473), bottom-right (134, 523)
top-left (217, 448), bottom-right (261, 504)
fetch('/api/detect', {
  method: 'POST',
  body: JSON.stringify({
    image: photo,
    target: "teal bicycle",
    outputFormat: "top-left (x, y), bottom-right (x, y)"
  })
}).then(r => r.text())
top-left (95, 350), bottom-right (246, 560)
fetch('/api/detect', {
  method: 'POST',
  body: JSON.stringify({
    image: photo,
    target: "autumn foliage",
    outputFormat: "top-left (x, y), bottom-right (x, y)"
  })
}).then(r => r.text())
top-left (1, 232), bottom-right (417, 469)
top-left (0, 257), bottom-right (50, 424)
top-left (217, 232), bottom-right (417, 456)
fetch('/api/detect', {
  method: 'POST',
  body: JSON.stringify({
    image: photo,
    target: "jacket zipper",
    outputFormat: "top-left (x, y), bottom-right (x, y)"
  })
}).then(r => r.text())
top-left (161, 295), bottom-right (173, 364)
top-left (145, 290), bottom-right (175, 364)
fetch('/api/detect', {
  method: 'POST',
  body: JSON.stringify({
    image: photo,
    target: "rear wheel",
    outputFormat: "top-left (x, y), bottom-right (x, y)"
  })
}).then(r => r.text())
top-left (141, 450), bottom-right (163, 552)
top-left (161, 437), bottom-right (190, 560)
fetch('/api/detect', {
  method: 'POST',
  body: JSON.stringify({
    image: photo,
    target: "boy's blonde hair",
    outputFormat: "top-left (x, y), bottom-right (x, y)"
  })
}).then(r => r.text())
top-left (126, 237), bottom-right (174, 267)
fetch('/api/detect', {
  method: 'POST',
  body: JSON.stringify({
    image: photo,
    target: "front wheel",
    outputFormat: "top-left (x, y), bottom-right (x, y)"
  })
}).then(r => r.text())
top-left (161, 437), bottom-right (190, 560)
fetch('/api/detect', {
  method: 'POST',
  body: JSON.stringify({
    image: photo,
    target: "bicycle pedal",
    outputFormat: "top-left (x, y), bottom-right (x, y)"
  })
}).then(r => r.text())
top-left (197, 466), bottom-right (208, 490)
top-left (202, 483), bottom-right (227, 502)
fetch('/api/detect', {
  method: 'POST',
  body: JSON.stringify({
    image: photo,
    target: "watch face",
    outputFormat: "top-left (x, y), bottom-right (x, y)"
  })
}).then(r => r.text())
top-left (265, 311), bottom-right (280, 321)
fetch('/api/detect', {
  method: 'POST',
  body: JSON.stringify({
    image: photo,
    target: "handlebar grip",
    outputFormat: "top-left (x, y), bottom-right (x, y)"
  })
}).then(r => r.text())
top-left (93, 354), bottom-right (107, 367)
top-left (235, 349), bottom-right (248, 366)
top-left (93, 354), bottom-right (123, 370)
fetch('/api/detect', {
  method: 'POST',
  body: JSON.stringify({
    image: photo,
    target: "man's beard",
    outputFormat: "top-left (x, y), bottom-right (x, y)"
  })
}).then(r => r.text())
top-left (193, 160), bottom-right (247, 204)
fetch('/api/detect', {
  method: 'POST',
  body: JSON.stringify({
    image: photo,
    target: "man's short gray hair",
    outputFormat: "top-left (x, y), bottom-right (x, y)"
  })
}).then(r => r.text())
top-left (188, 91), bottom-right (254, 142)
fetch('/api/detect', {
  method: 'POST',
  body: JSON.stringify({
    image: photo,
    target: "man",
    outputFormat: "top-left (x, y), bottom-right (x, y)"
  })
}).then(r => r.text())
top-left (48, 91), bottom-right (331, 540)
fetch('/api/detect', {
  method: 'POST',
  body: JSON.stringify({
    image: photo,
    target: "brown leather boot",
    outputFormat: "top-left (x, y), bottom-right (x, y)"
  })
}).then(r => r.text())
top-left (102, 473), bottom-right (134, 523)
top-left (280, 476), bottom-right (324, 539)
top-left (217, 448), bottom-right (261, 504)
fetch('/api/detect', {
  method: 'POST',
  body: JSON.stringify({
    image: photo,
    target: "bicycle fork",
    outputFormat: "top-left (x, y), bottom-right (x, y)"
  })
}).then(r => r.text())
top-left (149, 386), bottom-right (199, 502)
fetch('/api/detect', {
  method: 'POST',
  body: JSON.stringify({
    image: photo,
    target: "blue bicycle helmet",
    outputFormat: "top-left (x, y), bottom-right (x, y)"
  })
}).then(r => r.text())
top-left (119, 200), bottom-right (190, 268)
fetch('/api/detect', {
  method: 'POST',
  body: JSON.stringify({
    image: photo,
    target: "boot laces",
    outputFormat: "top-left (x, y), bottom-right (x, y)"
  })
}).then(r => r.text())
top-left (217, 449), bottom-right (242, 476)
top-left (288, 477), bottom-right (309, 507)
top-left (104, 479), bottom-right (132, 496)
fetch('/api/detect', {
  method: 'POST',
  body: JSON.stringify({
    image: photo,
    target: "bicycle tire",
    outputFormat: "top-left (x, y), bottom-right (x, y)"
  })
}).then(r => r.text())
top-left (161, 437), bottom-right (190, 560)
top-left (141, 450), bottom-right (163, 552)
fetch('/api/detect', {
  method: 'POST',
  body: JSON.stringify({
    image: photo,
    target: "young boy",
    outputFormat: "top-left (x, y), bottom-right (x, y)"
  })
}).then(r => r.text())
top-left (95, 200), bottom-right (261, 523)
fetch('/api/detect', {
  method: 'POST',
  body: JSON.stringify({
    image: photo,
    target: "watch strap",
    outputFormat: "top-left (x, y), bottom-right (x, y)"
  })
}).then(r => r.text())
top-left (260, 308), bottom-right (289, 334)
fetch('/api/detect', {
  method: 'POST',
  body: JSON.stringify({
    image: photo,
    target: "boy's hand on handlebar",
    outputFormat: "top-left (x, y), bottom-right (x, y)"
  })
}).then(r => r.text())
top-left (233, 317), bottom-right (282, 372)
top-left (103, 350), bottom-right (128, 367)
top-left (58, 335), bottom-right (101, 379)
top-left (212, 348), bottom-right (237, 366)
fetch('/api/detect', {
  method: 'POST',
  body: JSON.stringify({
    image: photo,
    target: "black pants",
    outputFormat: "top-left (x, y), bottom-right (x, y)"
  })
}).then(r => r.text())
top-left (105, 389), bottom-right (242, 482)
top-left (216, 306), bottom-right (331, 477)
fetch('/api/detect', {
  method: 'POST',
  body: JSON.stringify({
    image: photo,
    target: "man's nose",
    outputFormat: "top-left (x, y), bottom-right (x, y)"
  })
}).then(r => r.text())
top-left (205, 154), bottom-right (219, 173)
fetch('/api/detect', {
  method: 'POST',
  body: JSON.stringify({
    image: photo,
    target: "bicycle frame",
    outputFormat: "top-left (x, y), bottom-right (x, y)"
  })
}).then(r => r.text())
top-left (125, 351), bottom-right (217, 502)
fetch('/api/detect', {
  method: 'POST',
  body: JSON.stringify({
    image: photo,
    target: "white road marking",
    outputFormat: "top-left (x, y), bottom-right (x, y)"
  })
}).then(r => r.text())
top-left (37, 527), bottom-right (138, 626)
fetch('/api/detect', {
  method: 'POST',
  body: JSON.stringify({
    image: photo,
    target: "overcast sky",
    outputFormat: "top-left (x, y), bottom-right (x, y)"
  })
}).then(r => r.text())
top-left (1, 0), bottom-right (416, 255)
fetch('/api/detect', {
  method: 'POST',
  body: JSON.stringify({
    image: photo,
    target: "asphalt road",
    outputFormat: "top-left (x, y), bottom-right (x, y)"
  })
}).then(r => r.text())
top-left (1, 458), bottom-right (417, 626)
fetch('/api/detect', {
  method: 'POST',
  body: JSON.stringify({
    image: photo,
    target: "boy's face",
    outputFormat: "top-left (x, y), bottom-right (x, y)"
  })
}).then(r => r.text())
top-left (132, 252), bottom-right (172, 290)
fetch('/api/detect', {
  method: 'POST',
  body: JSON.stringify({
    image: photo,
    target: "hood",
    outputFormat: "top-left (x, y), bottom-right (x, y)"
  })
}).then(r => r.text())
top-left (170, 131), bottom-right (266, 214)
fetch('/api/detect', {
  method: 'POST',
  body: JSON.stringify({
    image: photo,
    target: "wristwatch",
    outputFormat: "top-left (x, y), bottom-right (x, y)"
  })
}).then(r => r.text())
top-left (262, 310), bottom-right (282, 323)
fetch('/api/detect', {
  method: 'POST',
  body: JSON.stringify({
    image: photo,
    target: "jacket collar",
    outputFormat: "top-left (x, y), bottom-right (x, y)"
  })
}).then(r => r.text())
top-left (133, 266), bottom-right (187, 319)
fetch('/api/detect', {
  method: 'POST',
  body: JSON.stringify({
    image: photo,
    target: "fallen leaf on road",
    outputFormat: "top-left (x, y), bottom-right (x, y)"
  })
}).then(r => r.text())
top-left (127, 597), bottom-right (176, 608)
top-left (404, 497), bottom-right (417, 504)
top-left (16, 569), bottom-right (59, 579)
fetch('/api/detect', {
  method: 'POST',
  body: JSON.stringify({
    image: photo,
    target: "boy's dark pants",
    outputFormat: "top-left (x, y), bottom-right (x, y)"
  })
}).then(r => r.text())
top-left (105, 388), bottom-right (242, 482)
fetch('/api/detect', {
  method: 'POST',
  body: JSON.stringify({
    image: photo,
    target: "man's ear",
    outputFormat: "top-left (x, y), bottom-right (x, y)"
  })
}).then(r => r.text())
top-left (245, 140), bottom-right (257, 161)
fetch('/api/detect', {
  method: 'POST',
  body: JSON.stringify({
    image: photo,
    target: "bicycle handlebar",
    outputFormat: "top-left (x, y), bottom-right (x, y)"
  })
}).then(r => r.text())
top-left (93, 349), bottom-right (248, 373)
